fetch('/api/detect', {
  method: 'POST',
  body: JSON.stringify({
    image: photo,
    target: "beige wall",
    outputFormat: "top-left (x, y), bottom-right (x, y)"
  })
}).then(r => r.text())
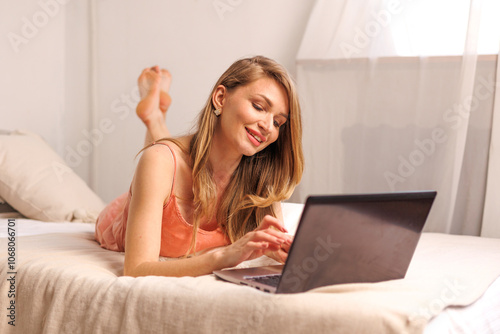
top-left (2, 0), bottom-right (315, 203)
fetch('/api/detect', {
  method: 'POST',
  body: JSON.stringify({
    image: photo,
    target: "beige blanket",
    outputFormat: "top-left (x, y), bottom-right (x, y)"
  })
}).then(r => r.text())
top-left (1, 231), bottom-right (499, 334)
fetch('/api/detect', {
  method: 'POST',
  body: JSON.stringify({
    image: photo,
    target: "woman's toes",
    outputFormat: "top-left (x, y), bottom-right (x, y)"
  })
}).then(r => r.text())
top-left (159, 69), bottom-right (172, 93)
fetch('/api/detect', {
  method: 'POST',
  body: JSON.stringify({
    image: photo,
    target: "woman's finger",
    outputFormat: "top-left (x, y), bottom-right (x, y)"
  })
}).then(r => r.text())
top-left (258, 215), bottom-right (288, 233)
top-left (253, 226), bottom-right (293, 247)
top-left (250, 230), bottom-right (285, 246)
top-left (264, 247), bottom-right (288, 263)
top-left (280, 240), bottom-right (291, 253)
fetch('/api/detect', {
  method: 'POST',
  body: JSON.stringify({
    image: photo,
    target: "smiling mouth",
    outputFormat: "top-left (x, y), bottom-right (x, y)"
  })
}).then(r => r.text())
top-left (246, 128), bottom-right (263, 144)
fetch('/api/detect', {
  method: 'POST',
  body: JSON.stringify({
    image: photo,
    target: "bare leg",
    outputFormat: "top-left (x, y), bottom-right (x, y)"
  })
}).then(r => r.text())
top-left (136, 66), bottom-right (172, 145)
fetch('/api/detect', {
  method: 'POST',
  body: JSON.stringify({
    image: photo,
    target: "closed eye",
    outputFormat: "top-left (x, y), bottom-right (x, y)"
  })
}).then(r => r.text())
top-left (252, 103), bottom-right (264, 111)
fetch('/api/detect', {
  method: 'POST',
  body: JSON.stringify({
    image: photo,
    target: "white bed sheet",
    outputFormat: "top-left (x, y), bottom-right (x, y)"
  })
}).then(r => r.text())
top-left (0, 218), bottom-right (95, 237)
top-left (425, 275), bottom-right (500, 333)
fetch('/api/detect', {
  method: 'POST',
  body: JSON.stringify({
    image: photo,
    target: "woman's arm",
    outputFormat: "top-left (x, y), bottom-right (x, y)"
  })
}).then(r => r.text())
top-left (123, 144), bottom-right (173, 276)
top-left (123, 145), bottom-right (223, 277)
top-left (123, 145), bottom-right (289, 277)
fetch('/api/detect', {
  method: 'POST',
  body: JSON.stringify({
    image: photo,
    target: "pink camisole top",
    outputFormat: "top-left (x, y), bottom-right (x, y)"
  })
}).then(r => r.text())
top-left (94, 142), bottom-right (230, 258)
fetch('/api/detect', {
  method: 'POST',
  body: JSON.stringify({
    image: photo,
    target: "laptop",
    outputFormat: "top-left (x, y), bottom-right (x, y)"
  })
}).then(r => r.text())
top-left (213, 191), bottom-right (437, 293)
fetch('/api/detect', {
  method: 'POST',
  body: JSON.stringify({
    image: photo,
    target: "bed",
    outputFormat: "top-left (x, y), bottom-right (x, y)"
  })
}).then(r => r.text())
top-left (1, 130), bottom-right (500, 333)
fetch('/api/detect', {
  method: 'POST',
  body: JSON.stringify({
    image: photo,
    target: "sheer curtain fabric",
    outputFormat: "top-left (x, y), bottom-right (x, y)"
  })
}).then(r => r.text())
top-left (295, 0), bottom-right (500, 237)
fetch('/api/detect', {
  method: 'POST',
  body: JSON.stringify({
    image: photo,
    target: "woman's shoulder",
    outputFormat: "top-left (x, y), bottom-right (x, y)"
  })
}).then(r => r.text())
top-left (155, 136), bottom-right (193, 164)
top-left (137, 142), bottom-right (177, 176)
top-left (130, 141), bottom-right (177, 204)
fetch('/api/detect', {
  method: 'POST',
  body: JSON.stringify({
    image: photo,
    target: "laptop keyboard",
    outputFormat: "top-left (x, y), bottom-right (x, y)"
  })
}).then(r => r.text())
top-left (246, 274), bottom-right (282, 287)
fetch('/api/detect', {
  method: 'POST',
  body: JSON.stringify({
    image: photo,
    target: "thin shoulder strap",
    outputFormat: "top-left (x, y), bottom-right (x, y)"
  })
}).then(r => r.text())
top-left (149, 141), bottom-right (177, 196)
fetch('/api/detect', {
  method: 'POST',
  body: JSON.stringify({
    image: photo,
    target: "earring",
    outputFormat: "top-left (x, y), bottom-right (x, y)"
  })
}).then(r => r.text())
top-left (214, 108), bottom-right (221, 116)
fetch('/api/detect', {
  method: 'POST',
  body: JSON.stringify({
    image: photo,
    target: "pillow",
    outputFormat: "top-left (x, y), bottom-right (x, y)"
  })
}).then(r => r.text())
top-left (0, 198), bottom-right (23, 219)
top-left (1, 193), bottom-right (21, 213)
top-left (0, 130), bottom-right (105, 222)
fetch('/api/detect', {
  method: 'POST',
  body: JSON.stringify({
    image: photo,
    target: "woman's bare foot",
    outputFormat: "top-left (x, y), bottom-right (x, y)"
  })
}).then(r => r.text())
top-left (137, 66), bottom-right (172, 117)
top-left (136, 68), bottom-right (162, 125)
top-left (136, 66), bottom-right (171, 141)
top-left (158, 69), bottom-right (172, 113)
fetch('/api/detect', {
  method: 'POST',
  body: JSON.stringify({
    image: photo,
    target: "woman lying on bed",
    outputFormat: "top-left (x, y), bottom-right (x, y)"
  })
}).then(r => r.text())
top-left (95, 56), bottom-right (304, 277)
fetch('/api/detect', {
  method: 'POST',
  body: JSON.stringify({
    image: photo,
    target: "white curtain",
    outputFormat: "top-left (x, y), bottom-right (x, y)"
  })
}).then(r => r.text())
top-left (295, 0), bottom-right (500, 237)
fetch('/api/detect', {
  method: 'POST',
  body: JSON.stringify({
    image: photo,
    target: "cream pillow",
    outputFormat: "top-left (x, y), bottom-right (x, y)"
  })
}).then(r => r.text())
top-left (0, 130), bottom-right (105, 222)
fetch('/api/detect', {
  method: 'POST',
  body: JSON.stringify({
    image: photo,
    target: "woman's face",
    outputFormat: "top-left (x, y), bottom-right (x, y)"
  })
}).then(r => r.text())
top-left (215, 77), bottom-right (289, 157)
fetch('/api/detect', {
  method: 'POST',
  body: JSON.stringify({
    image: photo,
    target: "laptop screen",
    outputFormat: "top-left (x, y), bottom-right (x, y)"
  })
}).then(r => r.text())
top-left (277, 191), bottom-right (436, 293)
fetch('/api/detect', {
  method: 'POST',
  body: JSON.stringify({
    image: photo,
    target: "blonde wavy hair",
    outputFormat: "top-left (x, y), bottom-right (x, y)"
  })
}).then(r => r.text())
top-left (163, 56), bottom-right (304, 254)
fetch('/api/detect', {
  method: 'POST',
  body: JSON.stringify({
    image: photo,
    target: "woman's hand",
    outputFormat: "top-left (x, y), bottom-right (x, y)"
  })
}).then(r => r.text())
top-left (257, 215), bottom-right (293, 264)
top-left (216, 215), bottom-right (293, 269)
